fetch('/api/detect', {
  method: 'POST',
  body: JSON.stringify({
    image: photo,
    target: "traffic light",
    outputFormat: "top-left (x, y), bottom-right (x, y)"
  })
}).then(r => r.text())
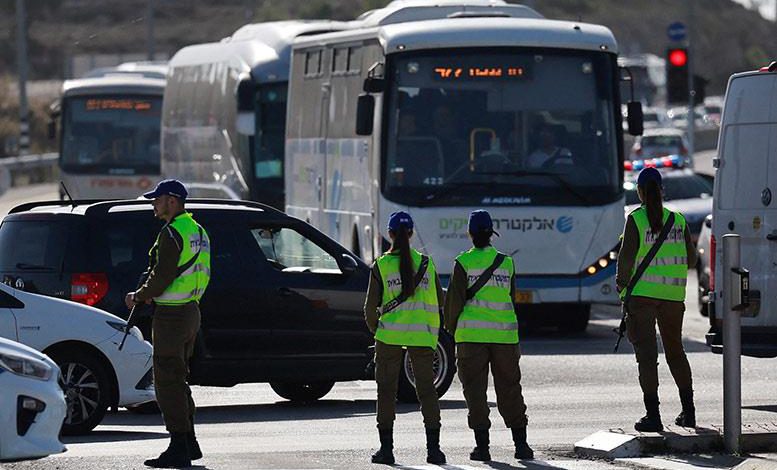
top-left (666, 47), bottom-right (689, 104)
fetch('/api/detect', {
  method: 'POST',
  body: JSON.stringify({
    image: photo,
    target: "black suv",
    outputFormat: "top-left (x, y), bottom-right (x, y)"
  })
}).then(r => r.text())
top-left (0, 199), bottom-right (455, 402)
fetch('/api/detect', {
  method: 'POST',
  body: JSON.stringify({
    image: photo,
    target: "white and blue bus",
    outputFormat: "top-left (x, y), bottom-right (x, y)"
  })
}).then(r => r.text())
top-left (285, 0), bottom-right (642, 331)
top-left (161, 21), bottom-right (347, 209)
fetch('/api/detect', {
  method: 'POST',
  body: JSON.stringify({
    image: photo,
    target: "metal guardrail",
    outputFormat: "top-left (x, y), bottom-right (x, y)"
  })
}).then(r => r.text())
top-left (0, 152), bottom-right (58, 194)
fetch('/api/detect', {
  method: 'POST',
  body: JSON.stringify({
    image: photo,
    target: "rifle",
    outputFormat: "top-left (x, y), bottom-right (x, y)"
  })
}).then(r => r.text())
top-left (118, 270), bottom-right (153, 351)
top-left (613, 212), bottom-right (676, 353)
top-left (613, 294), bottom-right (630, 353)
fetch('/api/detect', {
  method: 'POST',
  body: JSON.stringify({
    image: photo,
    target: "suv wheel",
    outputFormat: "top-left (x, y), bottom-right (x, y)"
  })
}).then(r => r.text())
top-left (397, 331), bottom-right (456, 403)
top-left (51, 349), bottom-right (112, 435)
top-left (270, 381), bottom-right (335, 402)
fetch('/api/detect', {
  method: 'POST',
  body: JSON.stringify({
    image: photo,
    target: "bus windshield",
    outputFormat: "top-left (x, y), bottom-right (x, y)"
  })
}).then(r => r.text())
top-left (61, 95), bottom-right (162, 175)
top-left (383, 48), bottom-right (621, 206)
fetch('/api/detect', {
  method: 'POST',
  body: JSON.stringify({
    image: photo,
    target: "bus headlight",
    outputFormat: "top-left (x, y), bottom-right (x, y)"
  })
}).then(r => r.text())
top-left (583, 247), bottom-right (619, 276)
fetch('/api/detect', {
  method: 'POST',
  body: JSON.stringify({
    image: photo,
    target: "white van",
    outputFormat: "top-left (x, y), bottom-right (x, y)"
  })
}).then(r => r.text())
top-left (708, 62), bottom-right (777, 357)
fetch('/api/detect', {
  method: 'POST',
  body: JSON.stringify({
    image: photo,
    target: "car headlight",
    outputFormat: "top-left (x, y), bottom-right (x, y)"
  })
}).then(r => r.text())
top-left (107, 320), bottom-right (144, 342)
top-left (0, 352), bottom-right (53, 381)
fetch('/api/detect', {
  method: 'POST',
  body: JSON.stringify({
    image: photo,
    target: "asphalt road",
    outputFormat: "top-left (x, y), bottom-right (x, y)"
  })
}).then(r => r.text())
top-left (5, 273), bottom-right (776, 470)
top-left (6, 150), bottom-right (763, 470)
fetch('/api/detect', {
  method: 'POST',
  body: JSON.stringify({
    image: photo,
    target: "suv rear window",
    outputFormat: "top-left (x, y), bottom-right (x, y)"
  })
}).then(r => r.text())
top-left (642, 136), bottom-right (681, 147)
top-left (0, 220), bottom-right (71, 271)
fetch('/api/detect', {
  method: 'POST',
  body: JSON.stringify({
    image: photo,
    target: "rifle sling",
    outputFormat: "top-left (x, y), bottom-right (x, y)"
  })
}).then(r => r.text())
top-left (465, 253), bottom-right (507, 301)
top-left (623, 212), bottom-right (677, 305)
top-left (381, 255), bottom-right (430, 315)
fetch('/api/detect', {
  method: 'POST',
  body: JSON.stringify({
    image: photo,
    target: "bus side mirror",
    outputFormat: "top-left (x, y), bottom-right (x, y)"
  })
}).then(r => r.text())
top-left (356, 94), bottom-right (375, 136)
top-left (363, 77), bottom-right (385, 93)
top-left (237, 80), bottom-right (255, 112)
top-left (47, 120), bottom-right (56, 140)
top-left (627, 101), bottom-right (644, 136)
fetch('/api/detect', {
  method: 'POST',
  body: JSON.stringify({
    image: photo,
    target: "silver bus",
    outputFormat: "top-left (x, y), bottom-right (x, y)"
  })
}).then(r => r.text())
top-left (53, 63), bottom-right (167, 199)
top-left (161, 21), bottom-right (347, 209)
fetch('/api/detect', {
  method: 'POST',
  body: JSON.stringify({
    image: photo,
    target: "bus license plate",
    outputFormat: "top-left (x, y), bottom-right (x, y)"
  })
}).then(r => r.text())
top-left (514, 291), bottom-right (533, 304)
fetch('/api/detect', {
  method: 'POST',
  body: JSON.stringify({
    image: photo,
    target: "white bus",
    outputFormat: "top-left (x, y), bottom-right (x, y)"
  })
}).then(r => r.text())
top-left (286, 0), bottom-right (642, 331)
top-left (53, 63), bottom-right (167, 199)
top-left (161, 21), bottom-right (347, 209)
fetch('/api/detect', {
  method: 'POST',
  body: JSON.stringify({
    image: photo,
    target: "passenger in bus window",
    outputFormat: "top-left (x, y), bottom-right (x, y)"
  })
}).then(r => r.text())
top-left (526, 123), bottom-right (572, 169)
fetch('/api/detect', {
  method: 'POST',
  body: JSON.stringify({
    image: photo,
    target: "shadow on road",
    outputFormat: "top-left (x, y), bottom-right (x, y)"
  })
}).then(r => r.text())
top-left (393, 460), bottom-right (569, 469)
top-left (743, 404), bottom-right (777, 414)
top-left (102, 398), bottom-right (474, 427)
top-left (62, 430), bottom-right (168, 444)
top-left (519, 306), bottom-right (708, 356)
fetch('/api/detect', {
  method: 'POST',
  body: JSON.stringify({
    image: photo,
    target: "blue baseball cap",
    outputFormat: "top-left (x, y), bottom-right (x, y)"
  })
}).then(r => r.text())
top-left (637, 167), bottom-right (662, 187)
top-left (469, 210), bottom-right (500, 236)
top-left (387, 211), bottom-right (413, 232)
top-left (143, 179), bottom-right (188, 200)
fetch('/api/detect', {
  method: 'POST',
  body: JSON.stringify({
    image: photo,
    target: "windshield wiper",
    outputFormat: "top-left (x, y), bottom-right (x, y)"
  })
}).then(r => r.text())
top-left (424, 180), bottom-right (497, 204)
top-left (476, 170), bottom-right (593, 204)
top-left (15, 262), bottom-right (55, 271)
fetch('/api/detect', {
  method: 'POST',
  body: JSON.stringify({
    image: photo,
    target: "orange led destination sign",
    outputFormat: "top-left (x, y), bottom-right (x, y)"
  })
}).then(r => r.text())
top-left (85, 99), bottom-right (154, 112)
top-left (433, 66), bottom-right (528, 80)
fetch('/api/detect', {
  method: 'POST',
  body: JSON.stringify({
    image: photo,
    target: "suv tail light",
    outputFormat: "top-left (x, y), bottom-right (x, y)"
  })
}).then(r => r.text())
top-left (709, 234), bottom-right (716, 292)
top-left (71, 273), bottom-right (109, 306)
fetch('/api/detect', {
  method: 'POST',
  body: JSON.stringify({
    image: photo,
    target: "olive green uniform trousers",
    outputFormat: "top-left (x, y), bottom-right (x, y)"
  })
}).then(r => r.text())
top-left (626, 296), bottom-right (693, 395)
top-left (457, 342), bottom-right (528, 430)
top-left (152, 302), bottom-right (201, 433)
top-left (375, 340), bottom-right (441, 430)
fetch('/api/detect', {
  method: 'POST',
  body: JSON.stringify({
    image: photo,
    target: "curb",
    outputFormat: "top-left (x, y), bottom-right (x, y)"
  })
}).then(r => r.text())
top-left (575, 424), bottom-right (777, 459)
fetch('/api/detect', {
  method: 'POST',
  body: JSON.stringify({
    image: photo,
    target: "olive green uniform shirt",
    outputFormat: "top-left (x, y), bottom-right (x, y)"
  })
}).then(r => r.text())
top-left (616, 213), bottom-right (697, 293)
top-left (363, 252), bottom-right (445, 334)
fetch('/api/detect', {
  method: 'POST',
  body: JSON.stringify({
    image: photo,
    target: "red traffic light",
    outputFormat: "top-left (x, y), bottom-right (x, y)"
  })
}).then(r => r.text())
top-left (668, 49), bottom-right (688, 67)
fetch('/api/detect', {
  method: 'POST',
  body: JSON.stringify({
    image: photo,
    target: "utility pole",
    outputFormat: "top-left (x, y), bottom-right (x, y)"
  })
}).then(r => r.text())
top-left (146, 0), bottom-right (156, 61)
top-left (15, 0), bottom-right (30, 155)
top-left (686, 0), bottom-right (695, 159)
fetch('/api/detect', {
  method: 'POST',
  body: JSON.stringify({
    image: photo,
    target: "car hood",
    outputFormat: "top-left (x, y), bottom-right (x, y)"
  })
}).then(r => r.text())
top-left (0, 336), bottom-right (55, 364)
top-left (4, 284), bottom-right (129, 345)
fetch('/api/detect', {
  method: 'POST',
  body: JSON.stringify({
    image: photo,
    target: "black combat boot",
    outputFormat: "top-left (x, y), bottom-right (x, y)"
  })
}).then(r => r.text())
top-left (187, 429), bottom-right (202, 461)
top-left (469, 429), bottom-right (491, 461)
top-left (634, 394), bottom-right (664, 432)
top-left (144, 432), bottom-right (191, 468)
top-left (675, 389), bottom-right (696, 428)
top-left (371, 429), bottom-right (395, 465)
top-left (512, 427), bottom-right (534, 460)
top-left (425, 427), bottom-right (446, 464)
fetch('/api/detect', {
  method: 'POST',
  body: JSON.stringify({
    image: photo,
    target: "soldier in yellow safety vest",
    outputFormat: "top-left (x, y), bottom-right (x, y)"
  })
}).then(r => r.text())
top-left (125, 179), bottom-right (210, 468)
top-left (616, 168), bottom-right (697, 433)
top-left (364, 211), bottom-right (446, 465)
top-left (444, 210), bottom-right (533, 461)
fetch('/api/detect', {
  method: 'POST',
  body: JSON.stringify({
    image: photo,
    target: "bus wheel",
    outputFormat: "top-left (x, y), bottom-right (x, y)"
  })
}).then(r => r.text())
top-left (558, 303), bottom-right (590, 333)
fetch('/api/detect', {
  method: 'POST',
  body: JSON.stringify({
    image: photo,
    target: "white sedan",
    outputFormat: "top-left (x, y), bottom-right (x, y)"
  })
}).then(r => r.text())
top-left (0, 282), bottom-right (154, 435)
top-left (0, 337), bottom-right (66, 461)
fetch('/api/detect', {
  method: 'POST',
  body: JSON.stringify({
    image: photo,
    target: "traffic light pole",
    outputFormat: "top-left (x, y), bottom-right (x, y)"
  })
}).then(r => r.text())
top-left (686, 0), bottom-right (695, 158)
